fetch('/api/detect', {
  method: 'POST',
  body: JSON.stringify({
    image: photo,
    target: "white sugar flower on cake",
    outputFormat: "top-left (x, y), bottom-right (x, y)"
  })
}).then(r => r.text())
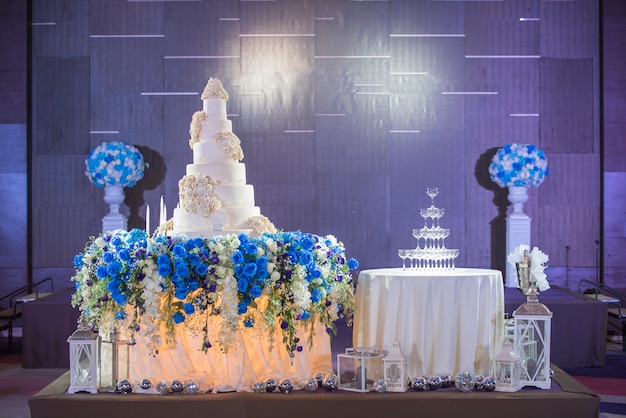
top-left (201, 77), bottom-right (229, 100)
top-left (178, 173), bottom-right (222, 218)
top-left (214, 132), bottom-right (244, 161)
top-left (189, 110), bottom-right (207, 148)
top-left (248, 215), bottom-right (277, 236)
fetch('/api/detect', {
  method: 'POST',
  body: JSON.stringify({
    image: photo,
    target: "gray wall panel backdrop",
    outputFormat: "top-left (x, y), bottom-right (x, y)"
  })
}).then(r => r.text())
top-left (26, 0), bottom-right (604, 291)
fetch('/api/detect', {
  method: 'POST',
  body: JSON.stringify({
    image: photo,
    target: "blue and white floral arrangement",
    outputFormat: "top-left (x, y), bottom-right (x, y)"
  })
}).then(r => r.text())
top-left (489, 143), bottom-right (549, 188)
top-left (85, 141), bottom-right (145, 188)
top-left (71, 229), bottom-right (359, 357)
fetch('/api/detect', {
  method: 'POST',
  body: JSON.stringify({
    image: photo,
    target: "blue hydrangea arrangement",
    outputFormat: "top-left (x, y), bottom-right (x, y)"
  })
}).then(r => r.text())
top-left (489, 143), bottom-right (549, 188)
top-left (71, 229), bottom-right (358, 357)
top-left (85, 141), bottom-right (145, 188)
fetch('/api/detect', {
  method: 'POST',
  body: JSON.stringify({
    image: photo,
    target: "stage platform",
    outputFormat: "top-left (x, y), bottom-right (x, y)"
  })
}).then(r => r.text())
top-left (504, 286), bottom-right (608, 368)
top-left (21, 289), bottom-right (79, 368)
top-left (28, 366), bottom-right (599, 418)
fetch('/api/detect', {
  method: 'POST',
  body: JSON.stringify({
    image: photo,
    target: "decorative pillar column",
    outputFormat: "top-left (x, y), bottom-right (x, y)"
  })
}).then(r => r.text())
top-left (102, 184), bottom-right (127, 233)
top-left (506, 186), bottom-right (531, 287)
top-left (488, 143), bottom-right (548, 288)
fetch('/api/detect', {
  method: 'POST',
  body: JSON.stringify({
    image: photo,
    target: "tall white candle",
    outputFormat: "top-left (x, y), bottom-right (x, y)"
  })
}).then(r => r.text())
top-left (146, 203), bottom-right (150, 233)
top-left (160, 195), bottom-right (166, 225)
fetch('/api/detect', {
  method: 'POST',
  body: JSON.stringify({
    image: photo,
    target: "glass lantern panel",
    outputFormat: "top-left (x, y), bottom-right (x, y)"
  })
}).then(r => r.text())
top-left (386, 363), bottom-right (400, 383)
top-left (99, 339), bottom-right (130, 392)
top-left (337, 353), bottom-right (383, 392)
top-left (383, 359), bottom-right (408, 392)
top-left (515, 318), bottom-right (549, 383)
top-left (71, 344), bottom-right (95, 386)
top-left (496, 361), bottom-right (520, 385)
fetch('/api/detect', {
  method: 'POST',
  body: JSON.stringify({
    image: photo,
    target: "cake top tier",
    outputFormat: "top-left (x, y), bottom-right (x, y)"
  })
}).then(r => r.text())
top-left (201, 78), bottom-right (229, 100)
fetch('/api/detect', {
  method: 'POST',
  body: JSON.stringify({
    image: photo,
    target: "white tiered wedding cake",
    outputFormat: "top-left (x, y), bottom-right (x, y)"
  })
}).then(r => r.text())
top-left (169, 78), bottom-right (274, 238)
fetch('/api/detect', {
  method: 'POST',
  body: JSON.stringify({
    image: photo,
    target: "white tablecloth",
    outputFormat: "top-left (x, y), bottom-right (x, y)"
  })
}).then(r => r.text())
top-left (353, 268), bottom-right (504, 377)
top-left (128, 317), bottom-right (332, 393)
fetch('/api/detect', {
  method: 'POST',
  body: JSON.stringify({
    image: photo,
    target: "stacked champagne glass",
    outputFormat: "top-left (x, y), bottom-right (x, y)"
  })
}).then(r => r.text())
top-left (398, 188), bottom-right (459, 271)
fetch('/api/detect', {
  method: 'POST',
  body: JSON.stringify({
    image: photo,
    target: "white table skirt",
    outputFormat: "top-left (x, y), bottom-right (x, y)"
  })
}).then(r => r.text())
top-left (128, 317), bottom-right (332, 393)
top-left (353, 268), bottom-right (504, 378)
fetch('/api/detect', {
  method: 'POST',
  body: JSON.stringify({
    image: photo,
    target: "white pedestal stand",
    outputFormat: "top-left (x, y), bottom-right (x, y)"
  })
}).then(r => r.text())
top-left (102, 184), bottom-right (127, 233)
top-left (505, 186), bottom-right (531, 287)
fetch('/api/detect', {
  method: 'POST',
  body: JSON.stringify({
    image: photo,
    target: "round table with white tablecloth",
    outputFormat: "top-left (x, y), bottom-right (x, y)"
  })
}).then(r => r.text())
top-left (353, 268), bottom-right (504, 378)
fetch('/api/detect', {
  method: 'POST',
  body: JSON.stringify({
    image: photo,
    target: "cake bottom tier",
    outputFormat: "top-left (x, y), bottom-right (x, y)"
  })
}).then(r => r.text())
top-left (173, 206), bottom-right (261, 234)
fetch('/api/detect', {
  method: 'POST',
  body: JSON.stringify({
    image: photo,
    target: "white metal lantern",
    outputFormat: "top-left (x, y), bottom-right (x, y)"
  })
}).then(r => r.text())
top-left (513, 290), bottom-right (552, 389)
top-left (67, 318), bottom-right (99, 394)
top-left (494, 339), bottom-right (522, 392)
top-left (383, 340), bottom-right (408, 392)
top-left (99, 328), bottom-right (130, 392)
top-left (337, 347), bottom-right (383, 392)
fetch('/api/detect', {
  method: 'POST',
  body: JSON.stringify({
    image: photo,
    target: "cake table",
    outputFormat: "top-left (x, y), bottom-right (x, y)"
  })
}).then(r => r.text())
top-left (353, 268), bottom-right (505, 378)
top-left (128, 317), bottom-right (333, 393)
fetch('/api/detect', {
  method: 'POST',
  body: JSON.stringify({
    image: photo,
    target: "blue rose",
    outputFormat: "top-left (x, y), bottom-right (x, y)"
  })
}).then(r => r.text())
top-left (231, 250), bottom-right (244, 265)
top-left (256, 256), bottom-right (268, 269)
top-left (115, 310), bottom-right (126, 320)
top-left (157, 254), bottom-right (171, 266)
top-left (175, 286), bottom-right (189, 300)
top-left (238, 233), bottom-right (249, 246)
top-left (256, 268), bottom-right (269, 282)
top-left (194, 263), bottom-right (208, 276)
top-left (170, 274), bottom-right (184, 285)
top-left (348, 258), bottom-right (359, 270)
top-left (237, 277), bottom-right (249, 293)
top-left (118, 249), bottom-right (131, 262)
top-left (111, 236), bottom-right (123, 248)
top-left (74, 254), bottom-right (84, 268)
top-left (96, 265), bottom-right (109, 279)
top-left (311, 287), bottom-right (323, 303)
top-left (113, 292), bottom-right (127, 306)
top-left (106, 261), bottom-right (122, 278)
top-left (106, 278), bottom-right (120, 292)
top-left (298, 251), bottom-right (313, 267)
top-left (244, 317), bottom-right (254, 328)
top-left (183, 302), bottom-right (195, 315)
top-left (311, 268), bottom-right (322, 279)
top-left (245, 243), bottom-right (258, 256)
top-left (173, 312), bottom-right (185, 324)
top-left (237, 302), bottom-right (248, 315)
top-left (157, 264), bottom-right (172, 277)
top-left (250, 285), bottom-right (262, 298)
top-left (301, 235), bottom-right (315, 251)
top-left (243, 263), bottom-right (257, 278)
top-left (234, 265), bottom-right (245, 278)
top-left (103, 251), bottom-right (115, 263)
top-left (188, 253), bottom-right (201, 266)
top-left (175, 261), bottom-right (190, 278)
top-left (173, 244), bottom-right (188, 259)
